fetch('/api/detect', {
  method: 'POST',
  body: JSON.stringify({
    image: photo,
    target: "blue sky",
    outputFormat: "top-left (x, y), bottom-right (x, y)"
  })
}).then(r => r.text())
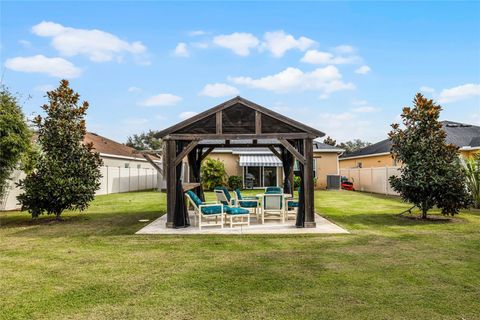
top-left (2, 1), bottom-right (479, 143)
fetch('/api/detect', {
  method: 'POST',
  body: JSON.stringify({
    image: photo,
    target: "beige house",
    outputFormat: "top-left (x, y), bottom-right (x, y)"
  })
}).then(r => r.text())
top-left (339, 120), bottom-right (480, 169)
top-left (190, 140), bottom-right (343, 189)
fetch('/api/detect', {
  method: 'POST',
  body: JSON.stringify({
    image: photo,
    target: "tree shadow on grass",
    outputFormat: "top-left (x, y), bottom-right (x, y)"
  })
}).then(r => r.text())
top-left (326, 212), bottom-right (465, 229)
top-left (1, 209), bottom-right (165, 237)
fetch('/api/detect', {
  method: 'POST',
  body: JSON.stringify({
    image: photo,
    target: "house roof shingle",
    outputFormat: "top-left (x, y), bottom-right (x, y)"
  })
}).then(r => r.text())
top-left (340, 121), bottom-right (480, 159)
top-left (84, 132), bottom-right (147, 159)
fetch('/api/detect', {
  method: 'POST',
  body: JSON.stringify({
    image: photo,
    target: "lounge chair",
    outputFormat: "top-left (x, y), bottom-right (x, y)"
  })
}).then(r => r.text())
top-left (261, 193), bottom-right (285, 224)
top-left (214, 186), bottom-right (235, 205)
top-left (233, 189), bottom-right (260, 219)
top-left (185, 190), bottom-right (224, 230)
top-left (265, 186), bottom-right (283, 194)
top-left (285, 187), bottom-right (302, 220)
top-left (189, 190), bottom-right (249, 228)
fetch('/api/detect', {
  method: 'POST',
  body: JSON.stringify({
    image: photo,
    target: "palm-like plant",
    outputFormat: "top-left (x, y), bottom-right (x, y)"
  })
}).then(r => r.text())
top-left (463, 154), bottom-right (480, 208)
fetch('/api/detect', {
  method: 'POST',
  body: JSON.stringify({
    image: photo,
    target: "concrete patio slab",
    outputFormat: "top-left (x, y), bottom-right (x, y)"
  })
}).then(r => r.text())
top-left (136, 212), bottom-right (349, 235)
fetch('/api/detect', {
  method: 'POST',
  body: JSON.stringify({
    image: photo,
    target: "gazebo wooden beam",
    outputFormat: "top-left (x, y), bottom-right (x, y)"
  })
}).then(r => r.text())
top-left (304, 138), bottom-right (316, 228)
top-left (142, 154), bottom-right (163, 175)
top-left (268, 146), bottom-right (282, 161)
top-left (174, 140), bottom-right (199, 166)
top-left (278, 138), bottom-right (306, 165)
top-left (196, 143), bottom-right (282, 149)
top-left (165, 140), bottom-right (176, 228)
top-left (200, 147), bottom-right (214, 161)
top-left (165, 133), bottom-right (313, 140)
top-left (255, 111), bottom-right (261, 134)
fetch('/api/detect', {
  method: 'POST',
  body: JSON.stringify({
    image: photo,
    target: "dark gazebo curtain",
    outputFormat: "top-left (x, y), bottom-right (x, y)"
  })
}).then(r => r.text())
top-left (280, 145), bottom-right (294, 195)
top-left (294, 139), bottom-right (305, 228)
top-left (174, 141), bottom-right (190, 228)
top-left (187, 146), bottom-right (205, 202)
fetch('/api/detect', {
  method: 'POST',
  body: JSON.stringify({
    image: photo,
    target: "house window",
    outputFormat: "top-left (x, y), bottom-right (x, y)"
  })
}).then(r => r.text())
top-left (137, 164), bottom-right (141, 169)
top-left (124, 163), bottom-right (130, 168)
top-left (357, 162), bottom-right (363, 168)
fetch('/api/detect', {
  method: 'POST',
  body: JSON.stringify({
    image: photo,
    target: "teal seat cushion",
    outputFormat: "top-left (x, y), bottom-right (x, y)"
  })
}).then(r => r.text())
top-left (225, 206), bottom-right (249, 215)
top-left (265, 187), bottom-right (282, 194)
top-left (234, 189), bottom-right (242, 200)
top-left (239, 201), bottom-right (258, 208)
top-left (200, 204), bottom-right (225, 215)
top-left (186, 191), bottom-right (202, 206)
top-left (287, 201), bottom-right (299, 208)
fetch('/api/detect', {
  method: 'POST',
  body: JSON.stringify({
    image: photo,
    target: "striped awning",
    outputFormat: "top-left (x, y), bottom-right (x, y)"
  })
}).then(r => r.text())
top-left (239, 154), bottom-right (282, 167)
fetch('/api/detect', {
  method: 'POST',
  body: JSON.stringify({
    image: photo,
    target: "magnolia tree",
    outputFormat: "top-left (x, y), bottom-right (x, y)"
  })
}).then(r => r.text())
top-left (389, 93), bottom-right (471, 219)
top-left (0, 88), bottom-right (31, 198)
top-left (18, 80), bottom-right (102, 220)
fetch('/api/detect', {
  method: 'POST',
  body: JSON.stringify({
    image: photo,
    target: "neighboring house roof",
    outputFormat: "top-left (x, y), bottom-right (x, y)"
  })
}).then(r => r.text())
top-left (84, 132), bottom-right (157, 160)
top-left (340, 120), bottom-right (480, 160)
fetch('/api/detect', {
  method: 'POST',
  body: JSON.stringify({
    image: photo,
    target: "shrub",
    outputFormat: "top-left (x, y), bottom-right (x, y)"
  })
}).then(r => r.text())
top-left (201, 158), bottom-right (226, 190)
top-left (228, 176), bottom-right (243, 190)
top-left (463, 154), bottom-right (480, 208)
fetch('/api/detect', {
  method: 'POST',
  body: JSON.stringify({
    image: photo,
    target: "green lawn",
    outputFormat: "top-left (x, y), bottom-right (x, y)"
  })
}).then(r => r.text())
top-left (1, 190), bottom-right (479, 319)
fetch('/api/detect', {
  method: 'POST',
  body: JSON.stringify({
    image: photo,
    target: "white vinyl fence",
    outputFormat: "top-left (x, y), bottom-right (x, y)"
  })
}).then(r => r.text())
top-left (0, 166), bottom-right (163, 211)
top-left (340, 166), bottom-right (401, 196)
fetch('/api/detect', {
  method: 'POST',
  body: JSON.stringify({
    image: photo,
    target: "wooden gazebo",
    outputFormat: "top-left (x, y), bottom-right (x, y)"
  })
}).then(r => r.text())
top-left (155, 97), bottom-right (324, 228)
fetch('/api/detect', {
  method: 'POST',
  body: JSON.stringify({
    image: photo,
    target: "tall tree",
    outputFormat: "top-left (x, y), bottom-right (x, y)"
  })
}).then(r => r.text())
top-left (0, 87), bottom-right (31, 198)
top-left (389, 93), bottom-right (471, 219)
top-left (323, 136), bottom-right (336, 146)
top-left (337, 139), bottom-right (371, 153)
top-left (18, 80), bottom-right (102, 220)
top-left (126, 130), bottom-right (162, 150)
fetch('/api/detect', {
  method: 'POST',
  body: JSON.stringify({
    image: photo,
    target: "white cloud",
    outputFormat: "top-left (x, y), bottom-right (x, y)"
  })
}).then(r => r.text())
top-left (319, 112), bottom-right (356, 122)
top-left (128, 86), bottom-right (142, 93)
top-left (174, 42), bottom-right (189, 57)
top-left (301, 50), bottom-right (360, 65)
top-left (229, 66), bottom-right (355, 94)
top-left (122, 118), bottom-right (149, 125)
top-left (189, 30), bottom-right (208, 36)
top-left (5, 55), bottom-right (82, 78)
top-left (437, 83), bottom-right (480, 103)
top-left (261, 30), bottom-right (315, 57)
top-left (351, 98), bottom-right (368, 106)
top-left (316, 112), bottom-right (380, 142)
top-left (19, 40), bottom-right (32, 48)
top-left (179, 111), bottom-right (198, 120)
top-left (420, 86), bottom-right (435, 93)
top-left (200, 83), bottom-right (239, 97)
top-left (332, 45), bottom-right (355, 54)
top-left (355, 65), bottom-right (371, 74)
top-left (352, 106), bottom-right (379, 113)
top-left (31, 21), bottom-right (147, 63)
top-left (191, 42), bottom-right (208, 49)
top-left (213, 32), bottom-right (259, 56)
top-left (141, 93), bottom-right (182, 107)
top-left (350, 98), bottom-right (379, 113)
top-left (34, 84), bottom-right (55, 92)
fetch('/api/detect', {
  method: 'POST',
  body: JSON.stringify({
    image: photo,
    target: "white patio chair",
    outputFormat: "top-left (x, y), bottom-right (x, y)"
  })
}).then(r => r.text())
top-left (261, 193), bottom-right (285, 224)
top-left (232, 189), bottom-right (260, 220)
top-left (185, 191), bottom-right (224, 230)
top-left (214, 186), bottom-right (235, 205)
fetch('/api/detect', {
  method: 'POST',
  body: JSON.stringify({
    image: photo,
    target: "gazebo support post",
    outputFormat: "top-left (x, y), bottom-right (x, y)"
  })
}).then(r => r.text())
top-left (304, 138), bottom-right (316, 228)
top-left (165, 139), bottom-right (176, 228)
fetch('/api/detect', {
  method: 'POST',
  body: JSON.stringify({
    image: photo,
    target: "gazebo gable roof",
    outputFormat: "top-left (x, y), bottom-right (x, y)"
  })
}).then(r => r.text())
top-left (155, 96), bottom-right (325, 139)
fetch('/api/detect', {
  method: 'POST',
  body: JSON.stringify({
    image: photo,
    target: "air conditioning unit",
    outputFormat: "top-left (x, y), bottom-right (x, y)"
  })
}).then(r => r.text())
top-left (326, 175), bottom-right (341, 190)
